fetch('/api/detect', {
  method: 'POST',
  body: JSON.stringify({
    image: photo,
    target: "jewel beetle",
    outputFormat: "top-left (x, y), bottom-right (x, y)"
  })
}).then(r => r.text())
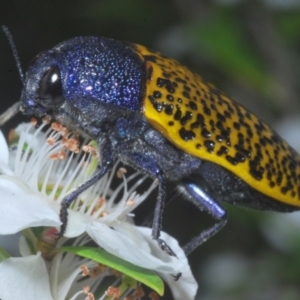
top-left (2, 31), bottom-right (300, 256)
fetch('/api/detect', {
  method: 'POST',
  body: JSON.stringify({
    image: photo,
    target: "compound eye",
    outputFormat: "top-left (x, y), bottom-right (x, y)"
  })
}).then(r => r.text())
top-left (37, 65), bottom-right (64, 107)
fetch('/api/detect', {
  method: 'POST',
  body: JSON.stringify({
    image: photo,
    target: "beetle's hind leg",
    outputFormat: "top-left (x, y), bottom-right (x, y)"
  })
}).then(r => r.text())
top-left (179, 181), bottom-right (227, 255)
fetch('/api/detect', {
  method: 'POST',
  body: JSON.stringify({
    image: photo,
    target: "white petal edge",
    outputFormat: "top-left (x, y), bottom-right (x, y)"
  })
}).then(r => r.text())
top-left (0, 130), bottom-right (9, 165)
top-left (0, 175), bottom-right (60, 234)
top-left (64, 209), bottom-right (89, 237)
top-left (87, 222), bottom-right (180, 273)
top-left (0, 130), bottom-right (13, 175)
top-left (0, 253), bottom-right (53, 300)
top-left (142, 229), bottom-right (198, 300)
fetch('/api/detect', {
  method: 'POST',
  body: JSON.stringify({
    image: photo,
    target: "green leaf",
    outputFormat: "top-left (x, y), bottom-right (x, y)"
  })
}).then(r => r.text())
top-left (79, 0), bottom-right (172, 26)
top-left (188, 11), bottom-right (270, 94)
top-left (59, 246), bottom-right (164, 296)
top-left (0, 247), bottom-right (10, 262)
top-left (277, 12), bottom-right (300, 44)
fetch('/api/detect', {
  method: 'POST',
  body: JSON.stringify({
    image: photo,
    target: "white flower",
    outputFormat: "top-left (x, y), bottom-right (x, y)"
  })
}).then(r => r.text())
top-left (0, 253), bottom-right (53, 300)
top-left (0, 121), bottom-right (198, 299)
top-left (0, 234), bottom-right (124, 300)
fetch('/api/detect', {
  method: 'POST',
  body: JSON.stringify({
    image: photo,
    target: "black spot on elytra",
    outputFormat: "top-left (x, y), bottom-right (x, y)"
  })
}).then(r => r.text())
top-left (157, 78), bottom-right (166, 87)
top-left (216, 146), bottom-right (228, 156)
top-left (204, 140), bottom-right (215, 153)
top-left (154, 101), bottom-right (163, 112)
top-left (182, 91), bottom-right (190, 99)
top-left (201, 127), bottom-right (211, 138)
top-left (153, 91), bottom-right (162, 99)
top-left (165, 104), bottom-right (174, 115)
top-left (180, 111), bottom-right (193, 125)
top-left (174, 106), bottom-right (182, 120)
top-left (144, 55), bottom-right (157, 63)
top-left (179, 128), bottom-right (195, 141)
top-left (189, 101), bottom-right (198, 110)
top-left (203, 107), bottom-right (211, 116)
top-left (167, 94), bottom-right (174, 102)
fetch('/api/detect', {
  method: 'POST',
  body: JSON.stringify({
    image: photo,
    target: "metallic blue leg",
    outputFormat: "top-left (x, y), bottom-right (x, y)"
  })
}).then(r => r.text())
top-left (180, 182), bottom-right (227, 255)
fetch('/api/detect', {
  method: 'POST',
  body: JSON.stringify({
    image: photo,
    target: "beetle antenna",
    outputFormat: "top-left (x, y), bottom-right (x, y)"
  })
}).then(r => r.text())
top-left (2, 25), bottom-right (24, 83)
top-left (0, 101), bottom-right (22, 126)
top-left (0, 26), bottom-right (23, 125)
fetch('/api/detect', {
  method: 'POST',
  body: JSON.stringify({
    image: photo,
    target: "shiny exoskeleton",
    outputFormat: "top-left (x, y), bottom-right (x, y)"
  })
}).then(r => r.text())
top-left (18, 36), bottom-right (300, 256)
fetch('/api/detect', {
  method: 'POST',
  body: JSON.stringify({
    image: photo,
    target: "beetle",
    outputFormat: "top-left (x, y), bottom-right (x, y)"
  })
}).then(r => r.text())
top-left (2, 31), bottom-right (300, 256)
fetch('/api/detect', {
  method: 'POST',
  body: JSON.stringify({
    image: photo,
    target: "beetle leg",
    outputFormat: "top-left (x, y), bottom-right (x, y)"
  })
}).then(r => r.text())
top-left (124, 153), bottom-right (177, 257)
top-left (59, 142), bottom-right (114, 237)
top-left (59, 165), bottom-right (110, 237)
top-left (180, 182), bottom-right (227, 255)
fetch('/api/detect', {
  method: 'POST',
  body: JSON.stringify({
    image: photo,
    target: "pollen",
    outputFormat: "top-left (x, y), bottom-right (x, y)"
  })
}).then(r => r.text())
top-left (126, 199), bottom-right (135, 206)
top-left (91, 197), bottom-right (106, 214)
top-left (100, 211), bottom-right (109, 217)
top-left (105, 286), bottom-right (121, 298)
top-left (89, 264), bottom-right (108, 277)
top-left (149, 291), bottom-right (160, 300)
top-left (82, 286), bottom-right (90, 293)
top-left (82, 144), bottom-right (98, 157)
top-left (86, 293), bottom-right (94, 300)
top-left (80, 265), bottom-right (90, 276)
top-left (30, 117), bottom-right (37, 126)
top-left (51, 121), bottom-right (63, 132)
top-left (63, 137), bottom-right (80, 153)
top-left (60, 126), bottom-right (69, 137)
top-left (133, 285), bottom-right (145, 298)
top-left (46, 137), bottom-right (56, 146)
top-left (50, 150), bottom-right (67, 160)
top-left (42, 115), bottom-right (52, 124)
top-left (50, 122), bottom-right (70, 138)
top-left (117, 167), bottom-right (127, 178)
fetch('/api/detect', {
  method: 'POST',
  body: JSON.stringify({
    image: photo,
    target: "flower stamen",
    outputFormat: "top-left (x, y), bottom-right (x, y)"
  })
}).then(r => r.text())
top-left (105, 286), bottom-right (121, 298)
top-left (117, 167), bottom-right (127, 178)
top-left (80, 265), bottom-right (90, 277)
top-left (42, 115), bottom-right (52, 124)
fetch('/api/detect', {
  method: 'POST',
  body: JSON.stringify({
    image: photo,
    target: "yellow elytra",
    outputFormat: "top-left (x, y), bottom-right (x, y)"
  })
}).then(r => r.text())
top-left (134, 44), bottom-right (300, 208)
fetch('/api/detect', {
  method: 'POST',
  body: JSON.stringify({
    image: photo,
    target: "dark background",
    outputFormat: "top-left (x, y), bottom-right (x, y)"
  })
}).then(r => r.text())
top-left (1, 1), bottom-right (300, 299)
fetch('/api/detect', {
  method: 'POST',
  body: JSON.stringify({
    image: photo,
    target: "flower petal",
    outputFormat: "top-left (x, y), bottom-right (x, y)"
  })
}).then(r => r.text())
top-left (147, 229), bottom-right (198, 300)
top-left (0, 130), bottom-right (8, 163)
top-left (0, 253), bottom-right (53, 299)
top-left (87, 222), bottom-right (180, 274)
top-left (64, 209), bottom-right (89, 237)
top-left (0, 130), bottom-right (13, 175)
top-left (0, 176), bottom-right (60, 234)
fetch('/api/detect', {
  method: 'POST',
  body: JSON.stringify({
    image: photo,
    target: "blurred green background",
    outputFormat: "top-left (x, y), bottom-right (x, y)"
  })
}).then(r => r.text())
top-left (1, 0), bottom-right (300, 299)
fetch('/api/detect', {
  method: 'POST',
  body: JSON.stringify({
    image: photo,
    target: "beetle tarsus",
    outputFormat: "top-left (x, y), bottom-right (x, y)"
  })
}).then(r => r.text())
top-left (172, 272), bottom-right (182, 281)
top-left (58, 201), bottom-right (69, 238)
top-left (157, 238), bottom-right (177, 257)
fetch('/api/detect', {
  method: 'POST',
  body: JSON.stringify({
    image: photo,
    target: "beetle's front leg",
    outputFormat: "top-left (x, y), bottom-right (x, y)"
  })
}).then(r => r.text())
top-left (125, 153), bottom-right (176, 257)
top-left (59, 140), bottom-right (114, 237)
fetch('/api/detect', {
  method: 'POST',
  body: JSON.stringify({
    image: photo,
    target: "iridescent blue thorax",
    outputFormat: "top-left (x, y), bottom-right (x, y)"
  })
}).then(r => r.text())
top-left (21, 36), bottom-right (145, 114)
